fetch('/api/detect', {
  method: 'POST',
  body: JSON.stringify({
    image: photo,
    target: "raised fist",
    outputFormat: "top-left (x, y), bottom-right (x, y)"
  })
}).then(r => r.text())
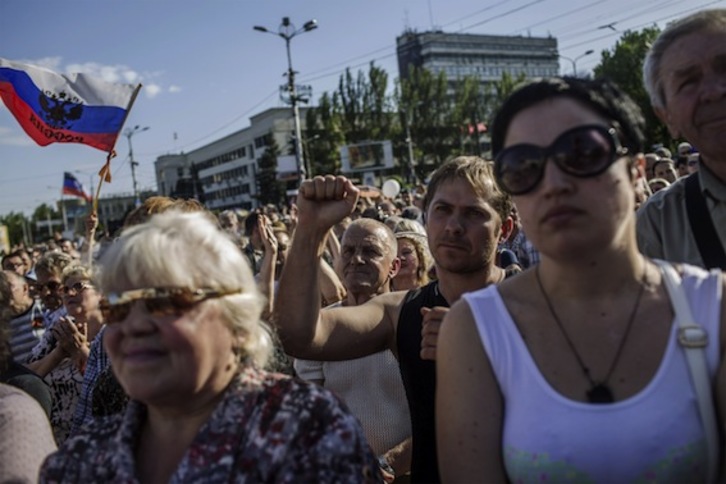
top-left (296, 175), bottom-right (360, 232)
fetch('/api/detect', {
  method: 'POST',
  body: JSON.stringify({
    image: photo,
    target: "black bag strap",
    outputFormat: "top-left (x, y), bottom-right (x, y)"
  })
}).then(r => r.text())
top-left (685, 174), bottom-right (726, 270)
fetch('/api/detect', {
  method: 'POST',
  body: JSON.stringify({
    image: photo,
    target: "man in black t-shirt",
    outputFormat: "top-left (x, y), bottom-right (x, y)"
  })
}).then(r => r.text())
top-left (275, 157), bottom-right (513, 483)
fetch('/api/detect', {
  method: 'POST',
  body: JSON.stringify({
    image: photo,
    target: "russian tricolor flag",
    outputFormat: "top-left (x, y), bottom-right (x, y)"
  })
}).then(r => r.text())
top-left (0, 58), bottom-right (140, 153)
top-left (63, 172), bottom-right (91, 202)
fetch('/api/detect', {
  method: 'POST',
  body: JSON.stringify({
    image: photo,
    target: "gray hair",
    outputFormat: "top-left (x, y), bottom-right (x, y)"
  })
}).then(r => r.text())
top-left (96, 210), bottom-right (272, 368)
top-left (35, 251), bottom-right (74, 279)
top-left (644, 9), bottom-right (726, 109)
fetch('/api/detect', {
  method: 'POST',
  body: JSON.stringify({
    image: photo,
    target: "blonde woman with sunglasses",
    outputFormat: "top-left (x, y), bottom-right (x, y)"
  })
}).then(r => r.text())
top-left (26, 263), bottom-right (102, 444)
top-left (40, 210), bottom-right (381, 483)
top-left (436, 77), bottom-right (726, 482)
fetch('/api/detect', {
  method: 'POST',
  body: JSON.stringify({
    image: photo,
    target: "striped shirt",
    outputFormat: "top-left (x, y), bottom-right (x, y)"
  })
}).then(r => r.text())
top-left (8, 300), bottom-right (45, 364)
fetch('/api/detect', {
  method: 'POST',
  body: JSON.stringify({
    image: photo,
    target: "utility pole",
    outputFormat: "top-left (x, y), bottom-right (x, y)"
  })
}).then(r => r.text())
top-left (254, 17), bottom-right (318, 187)
top-left (124, 125), bottom-right (150, 207)
top-left (405, 110), bottom-right (416, 183)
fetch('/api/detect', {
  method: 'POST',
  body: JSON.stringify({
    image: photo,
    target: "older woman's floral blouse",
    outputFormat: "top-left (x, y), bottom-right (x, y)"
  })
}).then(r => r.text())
top-left (40, 366), bottom-right (383, 483)
top-left (27, 328), bottom-right (83, 444)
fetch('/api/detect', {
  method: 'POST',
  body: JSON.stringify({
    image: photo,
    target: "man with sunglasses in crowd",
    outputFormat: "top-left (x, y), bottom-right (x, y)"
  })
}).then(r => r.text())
top-left (274, 157), bottom-right (513, 483)
top-left (33, 252), bottom-right (73, 329)
top-left (637, 9), bottom-right (726, 270)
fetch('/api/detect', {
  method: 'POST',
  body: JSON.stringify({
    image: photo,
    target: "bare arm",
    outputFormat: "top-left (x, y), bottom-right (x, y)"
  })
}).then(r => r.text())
top-left (325, 228), bottom-right (341, 262)
top-left (256, 216), bottom-right (278, 321)
top-left (318, 257), bottom-right (346, 307)
top-left (436, 299), bottom-right (507, 482)
top-left (24, 345), bottom-right (66, 377)
top-left (274, 176), bottom-right (400, 360)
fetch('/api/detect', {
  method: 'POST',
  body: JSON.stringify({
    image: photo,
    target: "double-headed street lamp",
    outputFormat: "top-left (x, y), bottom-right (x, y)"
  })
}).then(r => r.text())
top-left (559, 49), bottom-right (595, 76)
top-left (254, 17), bottom-right (317, 186)
top-left (124, 125), bottom-right (150, 206)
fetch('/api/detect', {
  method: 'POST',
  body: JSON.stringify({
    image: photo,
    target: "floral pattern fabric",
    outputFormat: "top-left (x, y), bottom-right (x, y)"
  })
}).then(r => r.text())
top-left (27, 328), bottom-right (83, 444)
top-left (40, 366), bottom-right (383, 483)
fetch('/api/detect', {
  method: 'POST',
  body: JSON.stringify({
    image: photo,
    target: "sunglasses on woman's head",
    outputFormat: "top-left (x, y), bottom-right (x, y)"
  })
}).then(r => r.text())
top-left (100, 287), bottom-right (242, 324)
top-left (494, 125), bottom-right (629, 195)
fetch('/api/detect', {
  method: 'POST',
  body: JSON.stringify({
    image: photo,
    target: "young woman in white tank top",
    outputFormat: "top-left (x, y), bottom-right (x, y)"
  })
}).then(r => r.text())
top-left (436, 76), bottom-right (726, 483)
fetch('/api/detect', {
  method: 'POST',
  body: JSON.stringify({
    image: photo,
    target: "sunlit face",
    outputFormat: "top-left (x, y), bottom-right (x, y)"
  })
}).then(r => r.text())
top-left (379, 202), bottom-right (397, 218)
top-left (337, 224), bottom-right (397, 295)
top-left (425, 179), bottom-right (502, 275)
top-left (503, 97), bottom-right (635, 259)
top-left (62, 276), bottom-right (100, 321)
top-left (60, 240), bottom-right (74, 254)
top-left (3, 271), bottom-right (30, 315)
top-left (657, 30), bottom-right (726, 166)
top-left (654, 162), bottom-right (677, 183)
top-left (35, 270), bottom-right (63, 311)
top-left (103, 286), bottom-right (237, 409)
top-left (2, 256), bottom-right (25, 276)
top-left (395, 238), bottom-right (420, 280)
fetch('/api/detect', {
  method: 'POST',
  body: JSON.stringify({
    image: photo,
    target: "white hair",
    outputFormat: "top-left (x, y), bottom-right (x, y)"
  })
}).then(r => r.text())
top-left (97, 210), bottom-right (272, 367)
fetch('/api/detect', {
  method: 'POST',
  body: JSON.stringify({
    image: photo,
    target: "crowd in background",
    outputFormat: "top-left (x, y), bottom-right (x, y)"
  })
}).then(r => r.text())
top-left (0, 7), bottom-right (724, 484)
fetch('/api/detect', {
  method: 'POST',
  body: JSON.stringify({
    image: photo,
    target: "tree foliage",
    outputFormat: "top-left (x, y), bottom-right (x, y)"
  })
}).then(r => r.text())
top-left (305, 91), bottom-right (346, 176)
top-left (256, 134), bottom-right (285, 206)
top-left (593, 27), bottom-right (670, 150)
top-left (0, 212), bottom-right (30, 249)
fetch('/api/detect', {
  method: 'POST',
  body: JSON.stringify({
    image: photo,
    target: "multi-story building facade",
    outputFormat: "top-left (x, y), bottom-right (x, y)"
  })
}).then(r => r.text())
top-left (154, 107), bottom-right (307, 211)
top-left (396, 30), bottom-right (559, 88)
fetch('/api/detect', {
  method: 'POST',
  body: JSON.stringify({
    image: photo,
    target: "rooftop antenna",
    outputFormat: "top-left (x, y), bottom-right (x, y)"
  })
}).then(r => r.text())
top-left (427, 0), bottom-right (435, 30)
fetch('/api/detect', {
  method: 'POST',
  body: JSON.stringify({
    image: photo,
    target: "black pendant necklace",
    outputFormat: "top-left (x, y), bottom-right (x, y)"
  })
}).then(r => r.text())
top-left (535, 265), bottom-right (646, 404)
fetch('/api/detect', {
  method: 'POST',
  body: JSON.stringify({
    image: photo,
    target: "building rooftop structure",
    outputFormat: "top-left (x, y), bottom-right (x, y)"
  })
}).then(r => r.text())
top-left (396, 30), bottom-right (559, 88)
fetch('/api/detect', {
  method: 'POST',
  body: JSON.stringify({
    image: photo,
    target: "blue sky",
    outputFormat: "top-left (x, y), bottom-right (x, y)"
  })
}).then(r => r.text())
top-left (0, 0), bottom-right (720, 216)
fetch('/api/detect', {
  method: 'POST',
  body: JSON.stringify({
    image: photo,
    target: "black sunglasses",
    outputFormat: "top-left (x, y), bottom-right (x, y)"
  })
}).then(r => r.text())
top-left (494, 125), bottom-right (629, 195)
top-left (100, 287), bottom-right (242, 324)
top-left (61, 281), bottom-right (91, 296)
top-left (39, 280), bottom-right (63, 292)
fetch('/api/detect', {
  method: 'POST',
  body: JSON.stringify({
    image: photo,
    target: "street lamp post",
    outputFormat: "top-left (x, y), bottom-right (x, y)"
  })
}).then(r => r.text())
top-left (559, 49), bottom-right (595, 76)
top-left (124, 125), bottom-right (150, 207)
top-left (254, 17), bottom-right (317, 186)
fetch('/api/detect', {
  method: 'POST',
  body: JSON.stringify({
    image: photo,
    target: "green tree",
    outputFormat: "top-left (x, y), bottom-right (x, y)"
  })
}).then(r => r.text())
top-left (31, 203), bottom-right (60, 242)
top-left (396, 66), bottom-right (456, 176)
top-left (337, 62), bottom-right (393, 143)
top-left (305, 91), bottom-right (345, 176)
top-left (485, 71), bottom-right (528, 125)
top-left (0, 212), bottom-right (30, 249)
top-left (593, 27), bottom-right (670, 150)
top-left (256, 134), bottom-right (285, 206)
top-left (451, 75), bottom-right (486, 156)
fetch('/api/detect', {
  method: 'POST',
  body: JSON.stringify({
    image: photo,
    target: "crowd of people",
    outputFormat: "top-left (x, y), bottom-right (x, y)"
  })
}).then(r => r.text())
top-left (0, 8), bottom-right (725, 483)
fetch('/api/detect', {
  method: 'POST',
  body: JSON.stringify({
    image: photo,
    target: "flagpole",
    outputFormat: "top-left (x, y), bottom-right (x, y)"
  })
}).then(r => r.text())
top-left (60, 192), bottom-right (68, 235)
top-left (87, 83), bottom-right (143, 267)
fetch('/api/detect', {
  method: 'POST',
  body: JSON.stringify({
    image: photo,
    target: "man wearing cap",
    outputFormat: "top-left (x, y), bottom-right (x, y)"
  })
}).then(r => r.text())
top-left (637, 9), bottom-right (726, 270)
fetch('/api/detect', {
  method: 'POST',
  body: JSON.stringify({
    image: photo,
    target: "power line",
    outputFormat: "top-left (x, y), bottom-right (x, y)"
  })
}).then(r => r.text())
top-left (135, 0), bottom-right (716, 162)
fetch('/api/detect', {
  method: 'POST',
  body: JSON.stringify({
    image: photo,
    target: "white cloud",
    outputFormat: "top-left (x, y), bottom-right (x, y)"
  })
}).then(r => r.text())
top-left (22, 56), bottom-right (62, 71)
top-left (145, 84), bottom-right (162, 98)
top-left (23, 58), bottom-right (178, 99)
top-left (0, 126), bottom-right (34, 147)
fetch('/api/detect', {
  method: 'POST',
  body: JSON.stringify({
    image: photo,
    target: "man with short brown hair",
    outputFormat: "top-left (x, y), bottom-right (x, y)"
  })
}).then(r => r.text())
top-left (275, 157), bottom-right (513, 482)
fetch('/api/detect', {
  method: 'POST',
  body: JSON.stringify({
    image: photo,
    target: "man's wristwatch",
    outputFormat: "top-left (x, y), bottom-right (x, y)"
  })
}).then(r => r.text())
top-left (378, 455), bottom-right (395, 476)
